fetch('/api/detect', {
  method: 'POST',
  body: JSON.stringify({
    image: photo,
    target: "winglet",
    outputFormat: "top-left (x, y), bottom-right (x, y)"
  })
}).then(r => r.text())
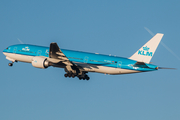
top-left (129, 33), bottom-right (164, 63)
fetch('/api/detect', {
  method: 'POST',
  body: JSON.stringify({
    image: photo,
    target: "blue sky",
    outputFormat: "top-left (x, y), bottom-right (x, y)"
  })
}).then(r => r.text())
top-left (0, 0), bottom-right (180, 120)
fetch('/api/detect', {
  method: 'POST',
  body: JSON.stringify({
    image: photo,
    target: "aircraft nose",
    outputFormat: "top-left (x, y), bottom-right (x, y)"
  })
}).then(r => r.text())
top-left (3, 47), bottom-right (8, 52)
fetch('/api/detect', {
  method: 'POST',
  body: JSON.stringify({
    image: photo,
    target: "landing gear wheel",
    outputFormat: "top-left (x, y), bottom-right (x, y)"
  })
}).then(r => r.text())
top-left (8, 63), bottom-right (13, 67)
top-left (67, 73), bottom-right (72, 78)
top-left (72, 74), bottom-right (75, 78)
top-left (64, 74), bottom-right (68, 77)
top-left (84, 75), bottom-right (90, 80)
top-left (86, 77), bottom-right (90, 80)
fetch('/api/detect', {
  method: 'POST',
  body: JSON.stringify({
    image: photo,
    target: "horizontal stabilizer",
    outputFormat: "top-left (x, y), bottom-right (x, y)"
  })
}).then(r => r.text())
top-left (133, 62), bottom-right (149, 68)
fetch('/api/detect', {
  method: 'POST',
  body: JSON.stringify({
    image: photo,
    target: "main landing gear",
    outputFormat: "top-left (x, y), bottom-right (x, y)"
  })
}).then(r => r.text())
top-left (78, 75), bottom-right (90, 80)
top-left (64, 72), bottom-right (76, 78)
top-left (64, 72), bottom-right (90, 80)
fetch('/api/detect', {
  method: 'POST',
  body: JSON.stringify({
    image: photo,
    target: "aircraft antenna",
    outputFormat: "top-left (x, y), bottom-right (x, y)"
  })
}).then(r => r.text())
top-left (17, 38), bottom-right (23, 44)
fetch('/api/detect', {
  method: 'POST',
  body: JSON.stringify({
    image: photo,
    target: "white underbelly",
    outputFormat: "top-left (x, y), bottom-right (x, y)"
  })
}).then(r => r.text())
top-left (3, 52), bottom-right (65, 64)
top-left (91, 66), bottom-right (140, 75)
top-left (75, 63), bottom-right (141, 75)
top-left (3, 52), bottom-right (33, 63)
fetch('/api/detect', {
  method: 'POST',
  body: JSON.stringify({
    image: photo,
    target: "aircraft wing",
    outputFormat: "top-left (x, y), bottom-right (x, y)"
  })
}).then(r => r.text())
top-left (49, 42), bottom-right (74, 66)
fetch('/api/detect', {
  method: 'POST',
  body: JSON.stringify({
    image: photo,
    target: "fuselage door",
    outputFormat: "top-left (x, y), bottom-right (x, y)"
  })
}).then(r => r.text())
top-left (117, 61), bottom-right (122, 68)
top-left (84, 56), bottom-right (89, 63)
top-left (37, 50), bottom-right (42, 56)
top-left (13, 47), bottom-right (17, 53)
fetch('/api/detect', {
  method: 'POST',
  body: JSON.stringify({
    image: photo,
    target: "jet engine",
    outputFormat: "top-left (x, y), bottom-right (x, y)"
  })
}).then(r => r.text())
top-left (32, 57), bottom-right (49, 69)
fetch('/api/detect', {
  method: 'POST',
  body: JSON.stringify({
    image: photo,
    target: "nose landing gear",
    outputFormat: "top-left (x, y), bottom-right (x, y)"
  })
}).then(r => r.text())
top-left (8, 60), bottom-right (17, 67)
top-left (8, 63), bottom-right (13, 66)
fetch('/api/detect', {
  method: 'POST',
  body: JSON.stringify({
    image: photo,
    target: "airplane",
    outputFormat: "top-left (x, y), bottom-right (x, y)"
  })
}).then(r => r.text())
top-left (3, 33), bottom-right (168, 80)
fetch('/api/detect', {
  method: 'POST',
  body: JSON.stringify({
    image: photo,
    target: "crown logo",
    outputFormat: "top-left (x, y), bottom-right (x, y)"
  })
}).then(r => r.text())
top-left (22, 46), bottom-right (30, 51)
top-left (143, 46), bottom-right (149, 51)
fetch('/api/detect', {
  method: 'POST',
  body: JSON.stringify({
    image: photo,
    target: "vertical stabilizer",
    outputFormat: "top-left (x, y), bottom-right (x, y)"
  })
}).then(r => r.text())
top-left (129, 33), bottom-right (164, 63)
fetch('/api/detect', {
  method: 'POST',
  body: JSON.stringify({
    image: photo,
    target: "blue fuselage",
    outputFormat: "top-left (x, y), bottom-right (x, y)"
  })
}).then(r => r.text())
top-left (3, 44), bottom-right (158, 73)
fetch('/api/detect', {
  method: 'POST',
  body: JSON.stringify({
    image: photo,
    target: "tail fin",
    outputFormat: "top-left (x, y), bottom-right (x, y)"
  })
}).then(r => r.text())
top-left (129, 33), bottom-right (164, 63)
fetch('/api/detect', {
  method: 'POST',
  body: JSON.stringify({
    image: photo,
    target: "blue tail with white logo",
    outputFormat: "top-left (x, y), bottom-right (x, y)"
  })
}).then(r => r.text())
top-left (129, 33), bottom-right (164, 63)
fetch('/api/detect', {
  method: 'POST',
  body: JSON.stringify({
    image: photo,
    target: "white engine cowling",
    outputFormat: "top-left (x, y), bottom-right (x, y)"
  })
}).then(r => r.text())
top-left (32, 57), bottom-right (49, 69)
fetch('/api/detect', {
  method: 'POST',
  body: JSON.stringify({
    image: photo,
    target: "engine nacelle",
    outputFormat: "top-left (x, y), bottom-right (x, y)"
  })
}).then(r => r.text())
top-left (32, 57), bottom-right (49, 69)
